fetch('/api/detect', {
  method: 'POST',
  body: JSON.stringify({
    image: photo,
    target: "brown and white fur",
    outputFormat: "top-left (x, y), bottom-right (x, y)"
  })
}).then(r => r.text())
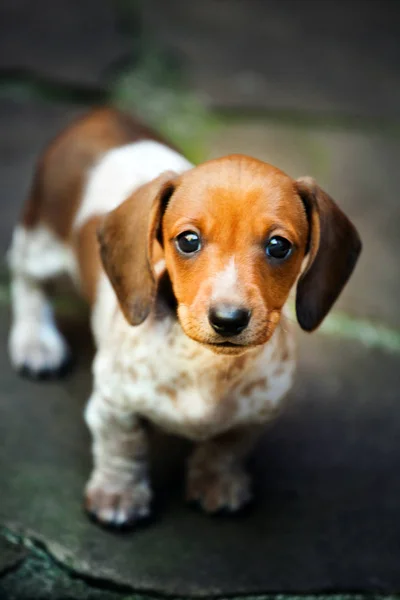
top-left (7, 108), bottom-right (361, 527)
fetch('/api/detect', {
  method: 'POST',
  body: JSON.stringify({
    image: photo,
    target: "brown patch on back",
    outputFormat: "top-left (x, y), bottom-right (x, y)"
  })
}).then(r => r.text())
top-left (73, 216), bottom-right (102, 305)
top-left (22, 107), bottom-right (169, 240)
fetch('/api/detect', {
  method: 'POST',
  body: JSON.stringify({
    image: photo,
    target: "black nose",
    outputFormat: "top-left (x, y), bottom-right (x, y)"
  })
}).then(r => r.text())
top-left (208, 304), bottom-right (251, 337)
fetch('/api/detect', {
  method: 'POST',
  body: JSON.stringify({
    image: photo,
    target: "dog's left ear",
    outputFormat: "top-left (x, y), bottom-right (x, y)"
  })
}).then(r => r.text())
top-left (295, 177), bottom-right (362, 332)
top-left (97, 171), bottom-right (176, 326)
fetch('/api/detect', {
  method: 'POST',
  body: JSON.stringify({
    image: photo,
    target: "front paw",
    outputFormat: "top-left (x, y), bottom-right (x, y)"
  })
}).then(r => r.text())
top-left (9, 322), bottom-right (71, 379)
top-left (187, 465), bottom-right (252, 514)
top-left (84, 478), bottom-right (152, 529)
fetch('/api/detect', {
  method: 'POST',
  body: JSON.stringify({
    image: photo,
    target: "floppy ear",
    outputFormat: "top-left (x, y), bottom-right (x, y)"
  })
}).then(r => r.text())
top-left (295, 177), bottom-right (362, 332)
top-left (97, 171), bottom-right (176, 326)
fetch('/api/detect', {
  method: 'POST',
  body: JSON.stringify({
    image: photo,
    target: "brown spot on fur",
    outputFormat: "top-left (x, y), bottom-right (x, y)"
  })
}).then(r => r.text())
top-left (156, 385), bottom-right (177, 402)
top-left (241, 378), bottom-right (268, 398)
top-left (234, 355), bottom-right (248, 370)
top-left (127, 367), bottom-right (138, 381)
top-left (226, 353), bottom-right (250, 378)
top-left (273, 366), bottom-right (285, 376)
top-left (171, 372), bottom-right (191, 388)
top-left (216, 395), bottom-right (238, 424)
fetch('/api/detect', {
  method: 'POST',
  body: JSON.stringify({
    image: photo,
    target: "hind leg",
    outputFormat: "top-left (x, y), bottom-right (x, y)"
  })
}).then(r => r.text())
top-left (8, 224), bottom-right (75, 378)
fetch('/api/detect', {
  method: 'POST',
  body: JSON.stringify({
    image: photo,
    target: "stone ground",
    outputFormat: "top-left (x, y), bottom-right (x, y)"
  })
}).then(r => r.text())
top-left (1, 1), bottom-right (400, 598)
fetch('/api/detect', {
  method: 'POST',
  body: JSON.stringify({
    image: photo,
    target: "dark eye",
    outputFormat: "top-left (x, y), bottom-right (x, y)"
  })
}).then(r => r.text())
top-left (266, 236), bottom-right (292, 260)
top-left (176, 231), bottom-right (201, 255)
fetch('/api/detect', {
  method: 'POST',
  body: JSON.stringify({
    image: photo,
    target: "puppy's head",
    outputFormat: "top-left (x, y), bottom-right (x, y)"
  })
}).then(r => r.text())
top-left (98, 155), bottom-right (361, 355)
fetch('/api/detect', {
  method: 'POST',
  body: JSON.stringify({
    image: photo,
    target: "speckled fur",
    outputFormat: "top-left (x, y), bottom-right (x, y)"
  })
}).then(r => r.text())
top-left (90, 274), bottom-right (295, 443)
top-left (84, 272), bottom-right (295, 522)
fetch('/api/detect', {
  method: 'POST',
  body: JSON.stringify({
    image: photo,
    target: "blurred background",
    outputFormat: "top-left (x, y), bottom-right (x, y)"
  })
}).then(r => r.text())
top-left (1, 1), bottom-right (400, 599)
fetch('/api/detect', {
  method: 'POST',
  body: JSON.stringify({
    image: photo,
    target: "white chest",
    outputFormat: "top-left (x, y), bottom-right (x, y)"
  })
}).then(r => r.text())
top-left (92, 284), bottom-right (296, 441)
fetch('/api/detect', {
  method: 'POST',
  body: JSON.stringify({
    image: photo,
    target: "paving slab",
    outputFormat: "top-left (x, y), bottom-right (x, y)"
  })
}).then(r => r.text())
top-left (207, 120), bottom-right (400, 330)
top-left (1, 304), bottom-right (400, 595)
top-left (0, 0), bottom-right (132, 89)
top-left (0, 97), bottom-right (85, 255)
top-left (138, 0), bottom-right (400, 118)
top-left (0, 538), bottom-right (131, 600)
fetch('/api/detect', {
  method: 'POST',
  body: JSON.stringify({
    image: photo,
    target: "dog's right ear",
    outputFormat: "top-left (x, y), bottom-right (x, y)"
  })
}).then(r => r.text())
top-left (97, 171), bottom-right (176, 326)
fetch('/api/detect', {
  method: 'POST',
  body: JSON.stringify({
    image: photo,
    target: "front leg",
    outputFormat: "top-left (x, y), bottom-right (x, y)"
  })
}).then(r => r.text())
top-left (186, 427), bottom-right (261, 514)
top-left (84, 393), bottom-right (151, 529)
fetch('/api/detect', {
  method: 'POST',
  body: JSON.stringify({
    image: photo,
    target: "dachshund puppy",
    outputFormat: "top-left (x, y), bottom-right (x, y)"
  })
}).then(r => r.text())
top-left (8, 108), bottom-right (361, 527)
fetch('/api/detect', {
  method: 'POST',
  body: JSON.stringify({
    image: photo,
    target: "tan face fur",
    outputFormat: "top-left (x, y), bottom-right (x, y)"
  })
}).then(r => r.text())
top-left (99, 154), bottom-right (361, 354)
top-left (162, 156), bottom-right (309, 354)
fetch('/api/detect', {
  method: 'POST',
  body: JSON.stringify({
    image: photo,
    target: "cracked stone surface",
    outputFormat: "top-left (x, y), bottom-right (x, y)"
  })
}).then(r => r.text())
top-left (0, 536), bottom-right (132, 600)
top-left (0, 536), bottom-right (27, 576)
top-left (0, 0), bottom-right (132, 88)
top-left (1, 305), bottom-right (400, 595)
top-left (207, 120), bottom-right (400, 329)
top-left (138, 0), bottom-right (400, 118)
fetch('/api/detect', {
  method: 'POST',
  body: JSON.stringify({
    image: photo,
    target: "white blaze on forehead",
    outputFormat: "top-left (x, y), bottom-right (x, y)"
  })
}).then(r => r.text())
top-left (211, 257), bottom-right (241, 301)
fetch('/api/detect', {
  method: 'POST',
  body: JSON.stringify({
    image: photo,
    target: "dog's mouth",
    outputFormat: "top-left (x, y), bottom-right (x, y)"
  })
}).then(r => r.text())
top-left (211, 341), bottom-right (243, 348)
top-left (203, 340), bottom-right (250, 355)
top-left (179, 321), bottom-right (256, 354)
